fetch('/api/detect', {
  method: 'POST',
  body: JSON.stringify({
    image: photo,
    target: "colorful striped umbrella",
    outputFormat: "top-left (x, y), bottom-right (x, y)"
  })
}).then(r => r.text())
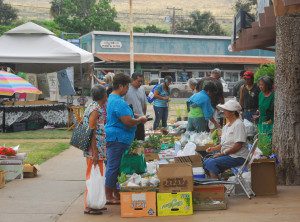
top-left (0, 71), bottom-right (42, 96)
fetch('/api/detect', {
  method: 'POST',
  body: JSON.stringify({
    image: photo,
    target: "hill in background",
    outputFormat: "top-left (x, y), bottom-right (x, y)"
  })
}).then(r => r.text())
top-left (6, 0), bottom-right (236, 34)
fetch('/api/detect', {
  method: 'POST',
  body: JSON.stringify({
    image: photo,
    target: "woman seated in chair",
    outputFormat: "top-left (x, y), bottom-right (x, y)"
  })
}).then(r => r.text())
top-left (204, 100), bottom-right (249, 179)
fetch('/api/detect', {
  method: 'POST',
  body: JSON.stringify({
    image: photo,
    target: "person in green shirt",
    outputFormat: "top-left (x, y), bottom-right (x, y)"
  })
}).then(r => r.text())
top-left (257, 76), bottom-right (274, 156)
top-left (187, 82), bottom-right (221, 132)
top-left (258, 76), bottom-right (274, 125)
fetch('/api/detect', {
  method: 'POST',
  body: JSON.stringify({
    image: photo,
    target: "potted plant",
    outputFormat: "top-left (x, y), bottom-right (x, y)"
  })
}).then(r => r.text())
top-left (176, 108), bottom-right (182, 121)
top-left (183, 109), bottom-right (188, 121)
top-left (254, 64), bottom-right (275, 83)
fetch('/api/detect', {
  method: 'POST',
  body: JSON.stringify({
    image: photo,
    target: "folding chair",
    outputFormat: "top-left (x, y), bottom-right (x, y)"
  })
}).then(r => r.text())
top-left (227, 137), bottom-right (259, 199)
top-left (67, 106), bottom-right (85, 131)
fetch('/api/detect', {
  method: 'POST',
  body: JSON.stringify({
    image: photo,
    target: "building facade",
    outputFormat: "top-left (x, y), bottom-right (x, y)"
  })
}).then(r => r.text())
top-left (80, 31), bottom-right (275, 87)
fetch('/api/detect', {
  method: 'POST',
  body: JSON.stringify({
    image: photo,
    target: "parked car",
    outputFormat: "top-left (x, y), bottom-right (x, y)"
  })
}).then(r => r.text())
top-left (143, 78), bottom-right (192, 98)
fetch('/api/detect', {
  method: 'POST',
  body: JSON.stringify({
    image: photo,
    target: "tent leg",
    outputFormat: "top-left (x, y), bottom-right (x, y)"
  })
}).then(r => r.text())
top-left (2, 107), bottom-right (5, 133)
top-left (80, 64), bottom-right (83, 89)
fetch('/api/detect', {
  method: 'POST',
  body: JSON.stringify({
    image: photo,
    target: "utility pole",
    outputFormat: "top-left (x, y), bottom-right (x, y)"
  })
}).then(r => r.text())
top-left (129, 0), bottom-right (134, 76)
top-left (167, 7), bottom-right (182, 34)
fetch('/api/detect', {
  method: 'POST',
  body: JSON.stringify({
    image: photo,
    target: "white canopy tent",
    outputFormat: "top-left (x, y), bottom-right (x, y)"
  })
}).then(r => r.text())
top-left (0, 22), bottom-right (93, 64)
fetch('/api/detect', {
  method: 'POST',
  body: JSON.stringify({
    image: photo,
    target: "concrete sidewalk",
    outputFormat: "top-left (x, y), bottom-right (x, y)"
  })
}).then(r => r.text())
top-left (0, 147), bottom-right (86, 222)
top-left (1, 147), bottom-right (300, 222)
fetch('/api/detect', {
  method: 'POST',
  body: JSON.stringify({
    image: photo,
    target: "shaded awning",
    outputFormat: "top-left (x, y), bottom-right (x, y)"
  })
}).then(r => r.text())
top-left (231, 5), bottom-right (276, 52)
top-left (95, 53), bottom-right (274, 65)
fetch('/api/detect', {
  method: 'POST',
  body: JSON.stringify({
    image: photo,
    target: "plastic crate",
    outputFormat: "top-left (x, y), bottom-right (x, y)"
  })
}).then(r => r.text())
top-left (12, 122), bottom-right (26, 132)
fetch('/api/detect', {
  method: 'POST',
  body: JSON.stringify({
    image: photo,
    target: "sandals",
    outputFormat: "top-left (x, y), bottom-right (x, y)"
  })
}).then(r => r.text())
top-left (84, 207), bottom-right (107, 215)
top-left (106, 199), bottom-right (120, 205)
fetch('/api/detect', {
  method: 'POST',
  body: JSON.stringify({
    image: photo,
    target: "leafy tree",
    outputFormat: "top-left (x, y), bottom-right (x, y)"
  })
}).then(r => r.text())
top-left (254, 64), bottom-right (275, 83)
top-left (33, 20), bottom-right (63, 36)
top-left (0, 0), bottom-right (18, 25)
top-left (133, 25), bottom-right (168, 34)
top-left (176, 11), bottom-right (226, 36)
top-left (50, 0), bottom-right (120, 34)
top-left (233, 0), bottom-right (257, 17)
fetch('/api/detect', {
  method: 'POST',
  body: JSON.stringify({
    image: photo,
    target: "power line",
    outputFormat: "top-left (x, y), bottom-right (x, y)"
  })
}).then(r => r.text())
top-left (167, 7), bottom-right (182, 34)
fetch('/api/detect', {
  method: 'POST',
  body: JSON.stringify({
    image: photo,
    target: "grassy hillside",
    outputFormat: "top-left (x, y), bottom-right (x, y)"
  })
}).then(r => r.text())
top-left (7, 0), bottom-right (236, 34)
top-left (112, 0), bottom-right (235, 34)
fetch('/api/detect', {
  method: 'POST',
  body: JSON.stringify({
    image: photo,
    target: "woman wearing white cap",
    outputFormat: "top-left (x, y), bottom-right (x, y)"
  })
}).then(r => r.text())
top-left (204, 100), bottom-right (249, 179)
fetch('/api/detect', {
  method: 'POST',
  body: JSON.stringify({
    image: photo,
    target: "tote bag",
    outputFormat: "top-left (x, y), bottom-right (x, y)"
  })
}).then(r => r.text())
top-left (70, 123), bottom-right (94, 151)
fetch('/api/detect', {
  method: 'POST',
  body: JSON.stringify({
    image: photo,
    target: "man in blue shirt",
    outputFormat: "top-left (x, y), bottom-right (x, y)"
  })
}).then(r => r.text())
top-left (105, 74), bottom-right (147, 204)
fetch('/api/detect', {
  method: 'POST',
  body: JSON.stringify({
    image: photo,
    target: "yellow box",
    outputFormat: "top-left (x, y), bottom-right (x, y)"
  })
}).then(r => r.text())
top-left (157, 192), bottom-right (193, 216)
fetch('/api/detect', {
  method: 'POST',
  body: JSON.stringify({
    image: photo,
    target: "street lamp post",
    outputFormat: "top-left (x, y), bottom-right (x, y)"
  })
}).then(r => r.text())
top-left (129, 0), bottom-right (134, 76)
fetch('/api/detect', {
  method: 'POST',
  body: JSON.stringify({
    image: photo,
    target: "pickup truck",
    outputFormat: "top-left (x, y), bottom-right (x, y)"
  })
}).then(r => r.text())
top-left (195, 77), bottom-right (230, 97)
top-left (143, 78), bottom-right (192, 98)
top-left (144, 77), bottom-right (230, 98)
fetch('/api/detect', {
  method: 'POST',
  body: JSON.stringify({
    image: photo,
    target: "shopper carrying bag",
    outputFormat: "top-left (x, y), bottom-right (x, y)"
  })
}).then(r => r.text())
top-left (86, 165), bottom-right (106, 209)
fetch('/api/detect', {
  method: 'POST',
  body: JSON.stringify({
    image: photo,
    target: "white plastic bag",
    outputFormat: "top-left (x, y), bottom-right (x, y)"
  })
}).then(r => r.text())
top-left (177, 142), bottom-right (196, 156)
top-left (86, 165), bottom-right (106, 209)
top-left (244, 119), bottom-right (257, 137)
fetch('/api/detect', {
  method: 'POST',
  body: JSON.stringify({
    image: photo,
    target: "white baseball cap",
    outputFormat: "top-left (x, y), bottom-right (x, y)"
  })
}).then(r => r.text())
top-left (217, 99), bottom-right (242, 112)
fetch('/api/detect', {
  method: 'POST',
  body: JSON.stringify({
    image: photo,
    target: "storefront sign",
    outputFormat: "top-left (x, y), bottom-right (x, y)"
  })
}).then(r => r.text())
top-left (100, 41), bottom-right (122, 49)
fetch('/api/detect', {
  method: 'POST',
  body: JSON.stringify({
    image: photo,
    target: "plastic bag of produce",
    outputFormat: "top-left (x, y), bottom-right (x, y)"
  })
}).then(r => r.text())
top-left (86, 165), bottom-right (106, 209)
top-left (244, 119), bottom-right (257, 137)
top-left (120, 150), bottom-right (147, 175)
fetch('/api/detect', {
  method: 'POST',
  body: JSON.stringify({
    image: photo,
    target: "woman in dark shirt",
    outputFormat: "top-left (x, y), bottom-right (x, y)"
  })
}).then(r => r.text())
top-left (239, 71), bottom-right (260, 122)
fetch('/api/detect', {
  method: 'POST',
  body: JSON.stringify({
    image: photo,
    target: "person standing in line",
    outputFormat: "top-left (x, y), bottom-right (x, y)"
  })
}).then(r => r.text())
top-left (82, 85), bottom-right (107, 215)
top-left (153, 75), bottom-right (172, 130)
top-left (105, 74), bottom-right (147, 204)
top-left (187, 81), bottom-right (221, 132)
top-left (233, 70), bottom-right (246, 101)
top-left (197, 68), bottom-right (225, 108)
top-left (197, 68), bottom-right (224, 129)
top-left (94, 72), bottom-right (115, 96)
top-left (187, 78), bottom-right (199, 94)
top-left (258, 76), bottom-right (274, 125)
top-left (239, 71), bottom-right (260, 122)
top-left (186, 78), bottom-right (199, 112)
top-left (124, 72), bottom-right (147, 140)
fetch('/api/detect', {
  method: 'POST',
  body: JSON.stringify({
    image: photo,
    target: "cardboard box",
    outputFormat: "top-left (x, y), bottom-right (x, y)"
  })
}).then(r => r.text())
top-left (120, 192), bottom-right (156, 217)
top-left (120, 186), bottom-right (157, 192)
top-left (193, 184), bottom-right (227, 211)
top-left (196, 144), bottom-right (213, 152)
top-left (174, 154), bottom-right (202, 167)
top-left (145, 153), bottom-right (160, 162)
top-left (23, 164), bottom-right (39, 178)
top-left (251, 159), bottom-right (277, 195)
top-left (0, 170), bottom-right (5, 189)
top-left (0, 159), bottom-right (23, 181)
top-left (157, 192), bottom-right (193, 216)
top-left (158, 163), bottom-right (193, 193)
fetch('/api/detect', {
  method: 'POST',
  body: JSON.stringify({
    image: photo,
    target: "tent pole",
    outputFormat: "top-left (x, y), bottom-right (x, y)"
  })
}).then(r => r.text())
top-left (80, 64), bottom-right (83, 89)
top-left (2, 107), bottom-right (5, 133)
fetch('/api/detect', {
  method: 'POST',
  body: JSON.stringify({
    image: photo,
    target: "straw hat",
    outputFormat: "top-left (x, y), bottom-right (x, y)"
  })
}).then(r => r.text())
top-left (217, 99), bottom-right (242, 112)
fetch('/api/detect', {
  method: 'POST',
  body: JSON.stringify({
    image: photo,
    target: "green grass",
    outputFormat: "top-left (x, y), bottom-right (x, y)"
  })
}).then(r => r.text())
top-left (2, 142), bottom-right (70, 165)
top-left (0, 129), bottom-right (72, 164)
top-left (0, 129), bottom-right (72, 140)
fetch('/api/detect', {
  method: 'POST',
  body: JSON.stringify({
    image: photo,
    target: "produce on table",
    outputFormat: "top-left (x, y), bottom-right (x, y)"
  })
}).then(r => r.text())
top-left (143, 135), bottom-right (162, 149)
top-left (0, 146), bottom-right (16, 156)
top-left (128, 140), bottom-right (144, 155)
top-left (117, 172), bottom-right (128, 185)
top-left (211, 129), bottom-right (220, 145)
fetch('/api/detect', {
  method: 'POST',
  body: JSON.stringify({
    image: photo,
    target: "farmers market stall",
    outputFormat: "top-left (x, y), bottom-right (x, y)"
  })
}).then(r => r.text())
top-left (109, 117), bottom-right (278, 218)
top-left (0, 22), bottom-right (94, 132)
top-left (0, 102), bottom-right (68, 132)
